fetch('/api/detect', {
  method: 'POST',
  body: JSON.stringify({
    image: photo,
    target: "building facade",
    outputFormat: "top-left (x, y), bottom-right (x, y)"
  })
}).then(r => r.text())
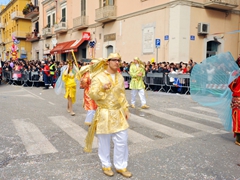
top-left (0, 0), bottom-right (36, 61)
top-left (0, 0), bottom-right (240, 63)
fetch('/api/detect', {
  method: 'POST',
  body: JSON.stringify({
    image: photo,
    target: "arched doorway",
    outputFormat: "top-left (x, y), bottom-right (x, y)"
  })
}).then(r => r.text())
top-left (206, 40), bottom-right (221, 58)
top-left (106, 45), bottom-right (113, 57)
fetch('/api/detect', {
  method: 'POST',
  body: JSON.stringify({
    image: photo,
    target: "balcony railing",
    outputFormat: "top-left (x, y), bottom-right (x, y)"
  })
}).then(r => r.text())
top-left (205, 0), bottom-right (239, 10)
top-left (24, 6), bottom-right (39, 19)
top-left (12, 31), bottom-right (28, 39)
top-left (95, 5), bottom-right (116, 23)
top-left (26, 32), bottom-right (40, 42)
top-left (11, 11), bottom-right (30, 20)
top-left (73, 16), bottom-right (89, 30)
top-left (0, 23), bottom-right (5, 29)
top-left (42, 27), bottom-right (53, 38)
top-left (54, 22), bottom-right (68, 33)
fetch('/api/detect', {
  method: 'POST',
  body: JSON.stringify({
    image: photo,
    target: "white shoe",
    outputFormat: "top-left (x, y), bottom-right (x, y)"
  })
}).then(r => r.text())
top-left (49, 86), bottom-right (53, 89)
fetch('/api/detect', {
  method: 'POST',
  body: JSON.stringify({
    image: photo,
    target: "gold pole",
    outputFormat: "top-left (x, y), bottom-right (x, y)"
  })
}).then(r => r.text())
top-left (71, 50), bottom-right (79, 71)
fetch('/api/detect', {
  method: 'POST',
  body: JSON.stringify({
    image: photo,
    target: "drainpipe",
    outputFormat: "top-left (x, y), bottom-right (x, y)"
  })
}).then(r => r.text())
top-left (238, 13), bottom-right (240, 56)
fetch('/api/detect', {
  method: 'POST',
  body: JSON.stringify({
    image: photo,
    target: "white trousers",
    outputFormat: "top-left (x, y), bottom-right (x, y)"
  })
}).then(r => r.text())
top-left (97, 130), bottom-right (128, 170)
top-left (84, 110), bottom-right (96, 125)
top-left (131, 89), bottom-right (146, 106)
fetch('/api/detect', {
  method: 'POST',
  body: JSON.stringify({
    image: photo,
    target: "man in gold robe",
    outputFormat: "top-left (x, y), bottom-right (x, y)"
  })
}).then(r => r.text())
top-left (84, 53), bottom-right (132, 178)
top-left (129, 57), bottom-right (149, 109)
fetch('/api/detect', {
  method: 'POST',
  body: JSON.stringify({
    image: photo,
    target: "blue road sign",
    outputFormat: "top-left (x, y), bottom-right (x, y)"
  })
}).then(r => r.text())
top-left (190, 35), bottom-right (195, 41)
top-left (164, 35), bottom-right (169, 40)
top-left (155, 39), bottom-right (160, 48)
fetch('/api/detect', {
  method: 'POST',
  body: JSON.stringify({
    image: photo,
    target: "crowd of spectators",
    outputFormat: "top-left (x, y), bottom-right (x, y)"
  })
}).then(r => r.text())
top-left (1, 57), bottom-right (195, 94)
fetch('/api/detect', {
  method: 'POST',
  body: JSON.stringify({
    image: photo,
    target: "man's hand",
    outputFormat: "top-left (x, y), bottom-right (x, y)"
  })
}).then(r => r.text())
top-left (102, 82), bottom-right (111, 90)
top-left (137, 72), bottom-right (143, 77)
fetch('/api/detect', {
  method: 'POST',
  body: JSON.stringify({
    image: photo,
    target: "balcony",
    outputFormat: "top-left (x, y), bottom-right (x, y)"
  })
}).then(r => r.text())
top-left (23, 6), bottom-right (39, 19)
top-left (26, 32), bottom-right (40, 42)
top-left (73, 16), bottom-right (89, 30)
top-left (204, 0), bottom-right (239, 10)
top-left (11, 11), bottom-right (30, 20)
top-left (0, 23), bottom-right (5, 29)
top-left (42, 27), bottom-right (53, 38)
top-left (12, 31), bottom-right (28, 39)
top-left (54, 22), bottom-right (68, 33)
top-left (95, 5), bottom-right (116, 23)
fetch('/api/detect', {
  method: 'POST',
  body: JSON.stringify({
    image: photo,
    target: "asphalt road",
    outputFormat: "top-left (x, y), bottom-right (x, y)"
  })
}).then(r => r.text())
top-left (0, 83), bottom-right (240, 180)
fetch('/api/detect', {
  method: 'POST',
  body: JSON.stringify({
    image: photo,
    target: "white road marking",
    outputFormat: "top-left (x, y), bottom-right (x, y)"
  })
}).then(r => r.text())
top-left (13, 119), bottom-right (58, 156)
top-left (130, 113), bottom-right (193, 138)
top-left (141, 109), bottom-right (228, 134)
top-left (191, 106), bottom-right (217, 114)
top-left (49, 116), bottom-right (98, 148)
top-left (22, 88), bottom-right (45, 100)
top-left (48, 101), bottom-right (55, 105)
top-left (128, 129), bottom-right (153, 143)
top-left (167, 108), bottom-right (221, 124)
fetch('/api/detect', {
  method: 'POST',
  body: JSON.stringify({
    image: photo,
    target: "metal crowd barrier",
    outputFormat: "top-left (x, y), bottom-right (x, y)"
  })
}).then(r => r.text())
top-left (144, 73), bottom-right (165, 92)
top-left (121, 71), bottom-right (191, 94)
top-left (121, 72), bottom-right (131, 89)
top-left (2, 70), bottom-right (44, 87)
top-left (10, 70), bottom-right (30, 86)
top-left (167, 73), bottom-right (190, 94)
top-left (29, 71), bottom-right (41, 87)
top-left (2, 70), bottom-right (12, 83)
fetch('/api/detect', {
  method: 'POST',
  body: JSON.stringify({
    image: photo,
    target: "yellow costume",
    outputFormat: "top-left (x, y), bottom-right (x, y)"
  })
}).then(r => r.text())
top-left (129, 61), bottom-right (145, 89)
top-left (129, 57), bottom-right (149, 109)
top-left (90, 70), bottom-right (129, 134)
top-left (62, 69), bottom-right (76, 104)
top-left (84, 53), bottom-right (132, 178)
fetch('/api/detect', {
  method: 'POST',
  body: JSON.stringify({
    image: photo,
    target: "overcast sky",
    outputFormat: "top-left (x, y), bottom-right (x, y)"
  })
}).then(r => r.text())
top-left (0, 0), bottom-right (11, 5)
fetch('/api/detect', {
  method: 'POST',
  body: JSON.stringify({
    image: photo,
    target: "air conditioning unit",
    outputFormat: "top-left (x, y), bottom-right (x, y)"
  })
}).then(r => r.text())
top-left (198, 23), bottom-right (209, 35)
top-left (45, 44), bottom-right (49, 48)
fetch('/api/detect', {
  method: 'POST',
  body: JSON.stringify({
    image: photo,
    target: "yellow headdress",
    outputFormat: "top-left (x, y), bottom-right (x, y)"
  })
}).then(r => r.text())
top-left (76, 58), bottom-right (106, 80)
top-left (133, 57), bottom-right (145, 68)
top-left (107, 53), bottom-right (121, 60)
top-left (90, 57), bottom-right (107, 79)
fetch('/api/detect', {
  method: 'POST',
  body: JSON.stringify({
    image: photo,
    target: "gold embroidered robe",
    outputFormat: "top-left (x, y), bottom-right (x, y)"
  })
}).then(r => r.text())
top-left (89, 71), bottom-right (129, 134)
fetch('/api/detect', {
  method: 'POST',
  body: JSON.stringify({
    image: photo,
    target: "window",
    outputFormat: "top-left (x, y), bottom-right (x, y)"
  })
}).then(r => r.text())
top-left (108, 0), bottom-right (114, 5)
top-left (107, 45), bottom-right (113, 57)
top-left (61, 8), bottom-right (66, 22)
top-left (103, 0), bottom-right (106, 6)
top-left (34, 0), bottom-right (38, 6)
top-left (103, 0), bottom-right (114, 7)
top-left (81, 0), bottom-right (86, 16)
top-left (35, 22), bottom-right (39, 32)
top-left (47, 15), bottom-right (51, 27)
top-left (52, 13), bottom-right (55, 25)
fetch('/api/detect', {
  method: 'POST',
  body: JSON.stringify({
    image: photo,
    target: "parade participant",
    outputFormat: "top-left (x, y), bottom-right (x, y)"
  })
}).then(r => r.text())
top-left (62, 59), bottom-right (78, 116)
top-left (129, 57), bottom-right (149, 109)
top-left (84, 53), bottom-right (132, 178)
top-left (78, 59), bottom-right (100, 126)
top-left (228, 73), bottom-right (240, 146)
